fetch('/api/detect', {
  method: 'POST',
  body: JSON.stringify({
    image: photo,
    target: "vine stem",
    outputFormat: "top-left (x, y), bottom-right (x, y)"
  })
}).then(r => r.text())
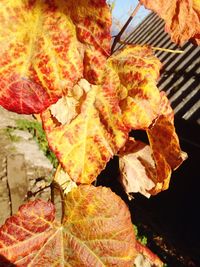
top-left (111, 2), bottom-right (141, 54)
top-left (51, 164), bottom-right (65, 223)
top-left (151, 46), bottom-right (184, 54)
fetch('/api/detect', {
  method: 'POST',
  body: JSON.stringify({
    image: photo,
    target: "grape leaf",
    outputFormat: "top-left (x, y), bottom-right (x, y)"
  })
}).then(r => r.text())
top-left (119, 112), bottom-right (187, 197)
top-left (0, 185), bottom-right (136, 266)
top-left (140, 0), bottom-right (200, 45)
top-left (42, 45), bottom-right (163, 184)
top-left (0, 0), bottom-right (111, 114)
top-left (135, 241), bottom-right (163, 267)
top-left (42, 77), bottom-right (128, 184)
top-left (108, 45), bottom-right (162, 130)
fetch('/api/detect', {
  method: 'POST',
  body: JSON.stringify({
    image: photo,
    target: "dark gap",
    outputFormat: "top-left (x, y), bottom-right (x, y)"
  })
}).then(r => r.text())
top-left (158, 50), bottom-right (200, 90)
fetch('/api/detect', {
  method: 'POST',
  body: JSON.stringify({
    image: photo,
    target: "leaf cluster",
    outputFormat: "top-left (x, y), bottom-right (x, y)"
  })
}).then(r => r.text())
top-left (0, 0), bottom-right (199, 266)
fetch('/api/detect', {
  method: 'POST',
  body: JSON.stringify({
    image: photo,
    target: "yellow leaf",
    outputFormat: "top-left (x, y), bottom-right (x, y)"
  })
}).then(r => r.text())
top-left (108, 45), bottom-right (162, 130)
top-left (42, 78), bottom-right (127, 184)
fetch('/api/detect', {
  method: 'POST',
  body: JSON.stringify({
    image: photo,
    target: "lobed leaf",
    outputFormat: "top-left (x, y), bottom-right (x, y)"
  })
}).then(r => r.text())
top-left (42, 77), bottom-right (128, 184)
top-left (0, 185), bottom-right (136, 266)
top-left (42, 45), bottom-right (163, 184)
top-left (0, 0), bottom-right (111, 114)
top-left (108, 45), bottom-right (162, 130)
top-left (140, 0), bottom-right (200, 45)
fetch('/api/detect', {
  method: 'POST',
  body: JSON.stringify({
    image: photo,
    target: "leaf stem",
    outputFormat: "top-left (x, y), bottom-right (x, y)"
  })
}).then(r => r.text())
top-left (119, 41), bottom-right (184, 54)
top-left (152, 46), bottom-right (184, 54)
top-left (111, 3), bottom-right (141, 54)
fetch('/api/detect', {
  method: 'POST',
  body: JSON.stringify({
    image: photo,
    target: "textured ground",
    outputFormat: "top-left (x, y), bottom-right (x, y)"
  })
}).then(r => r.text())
top-left (0, 106), bottom-right (53, 225)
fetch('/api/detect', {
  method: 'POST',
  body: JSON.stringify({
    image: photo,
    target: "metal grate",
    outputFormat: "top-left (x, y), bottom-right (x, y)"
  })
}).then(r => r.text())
top-left (117, 13), bottom-right (200, 125)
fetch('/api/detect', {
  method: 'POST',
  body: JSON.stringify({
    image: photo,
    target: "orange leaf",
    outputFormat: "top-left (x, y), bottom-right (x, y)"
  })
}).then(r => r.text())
top-left (147, 115), bottom-right (187, 171)
top-left (0, 0), bottom-right (111, 114)
top-left (140, 0), bottom-right (200, 45)
top-left (0, 185), bottom-right (137, 266)
top-left (119, 99), bottom-right (187, 197)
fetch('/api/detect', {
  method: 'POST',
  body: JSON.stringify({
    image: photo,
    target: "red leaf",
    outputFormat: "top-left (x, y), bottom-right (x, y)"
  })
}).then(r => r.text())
top-left (0, 185), bottom-right (137, 266)
top-left (0, 0), bottom-right (111, 114)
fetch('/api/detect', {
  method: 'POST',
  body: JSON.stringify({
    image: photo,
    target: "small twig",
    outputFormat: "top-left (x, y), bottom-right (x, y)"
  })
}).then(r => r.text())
top-left (51, 180), bottom-right (65, 223)
top-left (152, 46), bottom-right (184, 54)
top-left (119, 40), bottom-right (184, 54)
top-left (111, 3), bottom-right (141, 54)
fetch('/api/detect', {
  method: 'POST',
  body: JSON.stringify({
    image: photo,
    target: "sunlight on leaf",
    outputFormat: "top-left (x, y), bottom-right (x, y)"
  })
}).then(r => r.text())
top-left (42, 45), bottom-right (165, 184)
top-left (108, 45), bottom-right (162, 130)
top-left (0, 0), bottom-right (111, 114)
top-left (0, 185), bottom-right (136, 266)
top-left (140, 0), bottom-right (200, 45)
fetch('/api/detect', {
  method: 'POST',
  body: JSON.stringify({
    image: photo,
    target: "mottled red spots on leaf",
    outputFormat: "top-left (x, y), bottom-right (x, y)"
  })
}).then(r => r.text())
top-left (42, 79), bottom-right (127, 184)
top-left (0, 0), bottom-right (111, 114)
top-left (0, 186), bottom-right (137, 266)
top-left (108, 45), bottom-right (162, 130)
top-left (0, 73), bottom-right (58, 114)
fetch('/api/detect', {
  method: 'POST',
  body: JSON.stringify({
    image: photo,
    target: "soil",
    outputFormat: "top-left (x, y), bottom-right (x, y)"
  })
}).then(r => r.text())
top-left (0, 107), bottom-right (53, 225)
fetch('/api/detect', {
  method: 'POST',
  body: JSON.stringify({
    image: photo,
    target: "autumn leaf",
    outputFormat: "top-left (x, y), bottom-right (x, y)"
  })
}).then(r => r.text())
top-left (42, 45), bottom-right (163, 184)
top-left (42, 77), bottom-right (128, 184)
top-left (119, 138), bottom-right (156, 198)
top-left (119, 113), bottom-right (187, 197)
top-left (140, 0), bottom-right (200, 45)
top-left (119, 89), bottom-right (187, 197)
top-left (0, 185), bottom-right (137, 266)
top-left (54, 165), bottom-right (77, 195)
top-left (108, 45), bottom-right (162, 130)
top-left (147, 115), bottom-right (187, 171)
top-left (0, 0), bottom-right (111, 114)
top-left (134, 241), bottom-right (163, 267)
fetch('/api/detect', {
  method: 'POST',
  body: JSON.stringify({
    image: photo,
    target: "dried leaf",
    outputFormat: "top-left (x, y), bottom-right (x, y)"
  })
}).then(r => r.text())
top-left (0, 185), bottom-right (136, 266)
top-left (54, 167), bottom-right (77, 195)
top-left (140, 0), bottom-right (200, 45)
top-left (134, 241), bottom-right (163, 267)
top-left (119, 139), bottom-right (155, 198)
top-left (0, 0), bottom-right (111, 114)
top-left (119, 98), bottom-right (187, 197)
